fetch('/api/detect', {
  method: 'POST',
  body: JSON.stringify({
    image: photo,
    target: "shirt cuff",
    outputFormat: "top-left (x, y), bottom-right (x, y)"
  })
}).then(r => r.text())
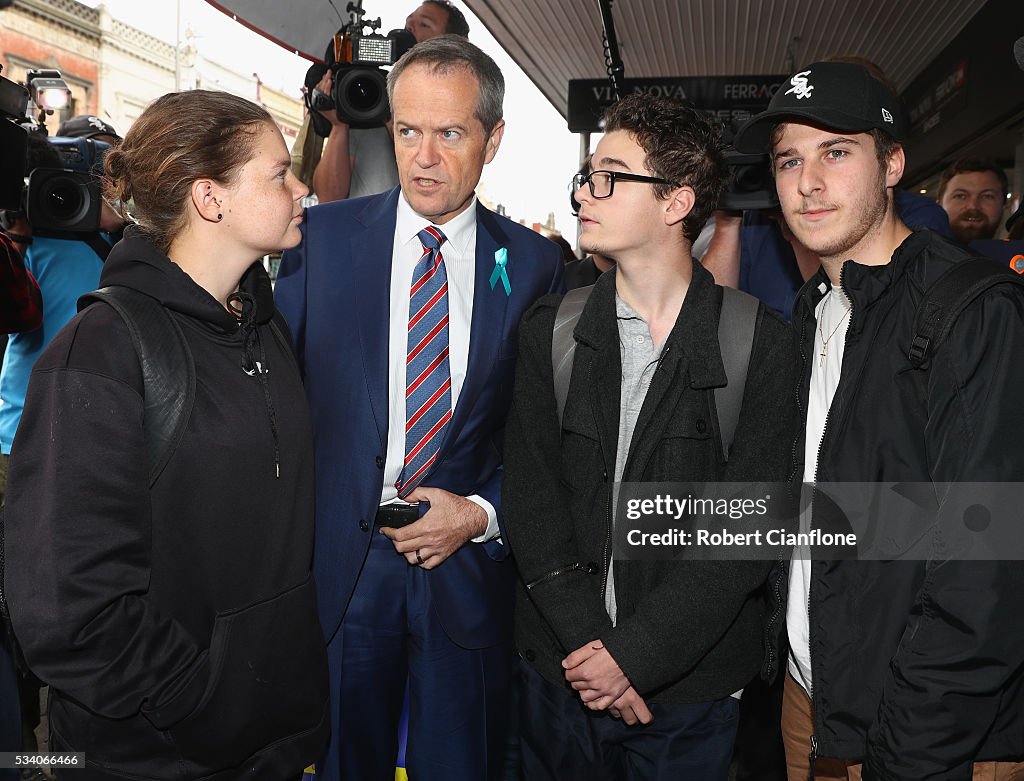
top-left (466, 495), bottom-right (500, 543)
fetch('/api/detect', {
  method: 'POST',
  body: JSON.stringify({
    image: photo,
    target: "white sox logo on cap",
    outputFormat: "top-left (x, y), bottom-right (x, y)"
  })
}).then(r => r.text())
top-left (785, 70), bottom-right (814, 100)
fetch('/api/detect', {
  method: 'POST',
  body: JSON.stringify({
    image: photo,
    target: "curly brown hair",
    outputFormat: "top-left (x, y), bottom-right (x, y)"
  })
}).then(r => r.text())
top-left (601, 94), bottom-right (727, 243)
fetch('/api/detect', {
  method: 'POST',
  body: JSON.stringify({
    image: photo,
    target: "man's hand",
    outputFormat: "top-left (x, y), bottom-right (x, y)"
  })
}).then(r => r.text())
top-left (562, 641), bottom-right (631, 711)
top-left (310, 69), bottom-right (353, 203)
top-left (314, 70), bottom-right (346, 129)
top-left (379, 487), bottom-right (487, 569)
top-left (608, 686), bottom-right (654, 726)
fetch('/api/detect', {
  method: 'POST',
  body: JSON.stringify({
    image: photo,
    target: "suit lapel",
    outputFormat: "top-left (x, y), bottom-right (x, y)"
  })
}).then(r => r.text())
top-left (351, 189), bottom-right (401, 450)
top-left (437, 201), bottom-right (511, 457)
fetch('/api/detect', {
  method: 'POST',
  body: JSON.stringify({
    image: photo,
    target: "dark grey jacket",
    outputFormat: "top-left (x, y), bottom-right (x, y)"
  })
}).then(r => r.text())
top-left (503, 261), bottom-right (798, 703)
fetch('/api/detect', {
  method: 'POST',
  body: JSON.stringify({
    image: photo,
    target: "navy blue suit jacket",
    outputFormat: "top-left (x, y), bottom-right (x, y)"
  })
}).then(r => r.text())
top-left (275, 188), bottom-right (563, 649)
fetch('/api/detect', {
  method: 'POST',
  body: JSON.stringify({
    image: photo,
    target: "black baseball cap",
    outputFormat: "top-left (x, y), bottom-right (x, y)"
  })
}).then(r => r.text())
top-left (57, 115), bottom-right (121, 141)
top-left (733, 61), bottom-right (907, 154)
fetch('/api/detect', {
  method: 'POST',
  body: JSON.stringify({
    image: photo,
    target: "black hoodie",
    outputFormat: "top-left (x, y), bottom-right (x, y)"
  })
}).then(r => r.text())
top-left (2, 226), bottom-right (329, 780)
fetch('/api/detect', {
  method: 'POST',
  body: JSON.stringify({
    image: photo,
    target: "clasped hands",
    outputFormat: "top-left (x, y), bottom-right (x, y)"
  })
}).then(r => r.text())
top-left (563, 642), bottom-right (653, 725)
top-left (379, 487), bottom-right (487, 570)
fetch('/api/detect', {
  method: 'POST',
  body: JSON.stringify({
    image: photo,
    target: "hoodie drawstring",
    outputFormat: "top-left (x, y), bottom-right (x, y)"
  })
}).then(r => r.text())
top-left (228, 291), bottom-right (281, 478)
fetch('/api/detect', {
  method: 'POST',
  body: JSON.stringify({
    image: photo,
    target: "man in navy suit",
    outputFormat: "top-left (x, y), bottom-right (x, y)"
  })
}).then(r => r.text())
top-left (275, 35), bottom-right (563, 781)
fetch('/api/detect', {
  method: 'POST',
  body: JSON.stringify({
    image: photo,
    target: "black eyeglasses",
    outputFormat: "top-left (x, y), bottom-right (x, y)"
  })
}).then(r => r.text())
top-left (572, 169), bottom-right (678, 199)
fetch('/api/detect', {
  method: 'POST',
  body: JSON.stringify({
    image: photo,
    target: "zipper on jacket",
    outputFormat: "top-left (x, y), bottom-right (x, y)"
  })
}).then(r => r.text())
top-left (762, 549), bottom-right (785, 681)
top-left (526, 562), bottom-right (586, 591)
top-left (599, 488), bottom-right (612, 603)
top-left (581, 351), bottom-right (614, 609)
top-left (654, 344), bottom-right (671, 372)
top-left (793, 277), bottom-right (847, 754)
top-left (807, 272), bottom-right (855, 678)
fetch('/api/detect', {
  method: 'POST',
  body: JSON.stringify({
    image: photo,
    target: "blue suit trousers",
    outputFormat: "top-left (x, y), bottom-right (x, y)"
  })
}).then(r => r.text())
top-left (320, 530), bottom-right (512, 781)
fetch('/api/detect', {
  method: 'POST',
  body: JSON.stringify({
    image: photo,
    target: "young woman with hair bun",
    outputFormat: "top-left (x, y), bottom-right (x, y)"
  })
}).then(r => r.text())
top-left (2, 90), bottom-right (328, 780)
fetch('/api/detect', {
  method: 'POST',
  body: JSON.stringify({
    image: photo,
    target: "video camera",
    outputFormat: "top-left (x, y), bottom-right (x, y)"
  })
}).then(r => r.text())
top-left (305, 2), bottom-right (416, 130)
top-left (1, 64), bottom-right (109, 234)
top-left (719, 120), bottom-right (777, 212)
top-left (26, 137), bottom-right (111, 233)
top-left (568, 118), bottom-right (778, 217)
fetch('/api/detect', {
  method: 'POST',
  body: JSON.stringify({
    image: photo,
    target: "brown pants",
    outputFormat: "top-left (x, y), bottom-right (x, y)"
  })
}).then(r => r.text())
top-left (781, 673), bottom-right (1024, 781)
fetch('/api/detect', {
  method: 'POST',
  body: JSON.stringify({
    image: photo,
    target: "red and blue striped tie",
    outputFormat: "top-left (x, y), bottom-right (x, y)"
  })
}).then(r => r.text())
top-left (396, 226), bottom-right (452, 498)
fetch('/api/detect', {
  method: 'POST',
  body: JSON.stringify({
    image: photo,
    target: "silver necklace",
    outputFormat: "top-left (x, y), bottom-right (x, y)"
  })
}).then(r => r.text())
top-left (818, 306), bottom-right (851, 366)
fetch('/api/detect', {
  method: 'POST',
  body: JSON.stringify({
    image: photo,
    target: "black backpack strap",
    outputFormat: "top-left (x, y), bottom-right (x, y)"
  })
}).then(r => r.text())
top-left (910, 258), bottom-right (1024, 369)
top-left (715, 287), bottom-right (759, 459)
top-left (79, 287), bottom-right (195, 487)
top-left (35, 230), bottom-right (113, 261)
top-left (81, 233), bottom-right (112, 262)
top-left (552, 285), bottom-right (594, 423)
top-left (550, 283), bottom-right (759, 461)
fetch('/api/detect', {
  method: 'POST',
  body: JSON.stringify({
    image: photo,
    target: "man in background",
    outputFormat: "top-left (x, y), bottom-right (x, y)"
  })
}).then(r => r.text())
top-left (311, 1), bottom-right (470, 202)
top-left (937, 158), bottom-right (1008, 245)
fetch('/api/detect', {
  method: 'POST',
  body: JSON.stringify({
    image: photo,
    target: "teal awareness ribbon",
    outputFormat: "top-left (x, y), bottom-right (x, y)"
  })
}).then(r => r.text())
top-left (489, 247), bottom-right (511, 296)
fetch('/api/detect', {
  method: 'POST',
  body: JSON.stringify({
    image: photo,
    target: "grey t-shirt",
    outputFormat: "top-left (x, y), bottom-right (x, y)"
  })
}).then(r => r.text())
top-left (348, 125), bottom-right (399, 198)
top-left (606, 295), bottom-right (665, 624)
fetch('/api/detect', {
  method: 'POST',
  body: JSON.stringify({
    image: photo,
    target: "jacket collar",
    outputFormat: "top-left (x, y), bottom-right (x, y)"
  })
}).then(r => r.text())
top-left (573, 258), bottom-right (728, 389)
top-left (795, 229), bottom-right (938, 334)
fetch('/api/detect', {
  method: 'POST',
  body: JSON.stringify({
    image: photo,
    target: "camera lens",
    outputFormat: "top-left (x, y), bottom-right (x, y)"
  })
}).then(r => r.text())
top-left (343, 74), bottom-right (381, 112)
top-left (333, 67), bottom-right (390, 127)
top-left (43, 175), bottom-right (86, 221)
top-left (732, 165), bottom-right (770, 194)
top-left (26, 168), bottom-right (98, 232)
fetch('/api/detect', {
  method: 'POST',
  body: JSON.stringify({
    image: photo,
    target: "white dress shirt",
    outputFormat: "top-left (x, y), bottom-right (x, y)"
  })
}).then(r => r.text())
top-left (379, 194), bottom-right (499, 543)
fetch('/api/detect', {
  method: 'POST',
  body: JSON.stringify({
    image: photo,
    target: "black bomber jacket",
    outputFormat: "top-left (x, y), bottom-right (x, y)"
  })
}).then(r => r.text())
top-left (784, 229), bottom-right (1024, 780)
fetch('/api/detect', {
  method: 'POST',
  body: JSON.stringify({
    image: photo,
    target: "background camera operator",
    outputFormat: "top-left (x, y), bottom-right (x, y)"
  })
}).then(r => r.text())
top-left (309, 1), bottom-right (470, 203)
top-left (0, 119), bottom-right (124, 762)
top-left (0, 120), bottom-right (124, 497)
top-left (0, 227), bottom-right (33, 779)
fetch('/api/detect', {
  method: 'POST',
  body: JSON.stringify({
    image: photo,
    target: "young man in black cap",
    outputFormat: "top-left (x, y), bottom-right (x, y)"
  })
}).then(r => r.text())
top-left (734, 62), bottom-right (1024, 780)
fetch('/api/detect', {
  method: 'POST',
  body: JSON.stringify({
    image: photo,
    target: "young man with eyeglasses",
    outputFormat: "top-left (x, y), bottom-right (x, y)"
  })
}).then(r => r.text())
top-left (502, 94), bottom-right (798, 779)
